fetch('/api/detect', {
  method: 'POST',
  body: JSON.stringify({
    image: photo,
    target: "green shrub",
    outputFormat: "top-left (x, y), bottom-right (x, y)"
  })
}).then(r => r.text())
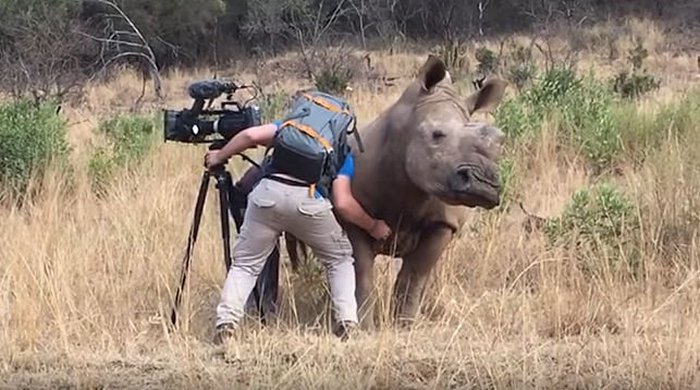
top-left (497, 156), bottom-right (518, 209)
top-left (495, 67), bottom-right (620, 171)
top-left (545, 183), bottom-right (640, 278)
top-left (612, 71), bottom-right (660, 99)
top-left (507, 63), bottom-right (537, 92)
top-left (494, 98), bottom-right (538, 139)
top-left (505, 43), bottom-right (537, 92)
top-left (475, 46), bottom-right (499, 75)
top-left (88, 113), bottom-right (157, 195)
top-left (525, 67), bottom-right (580, 107)
top-left (314, 66), bottom-right (353, 95)
top-left (611, 40), bottom-right (660, 99)
top-left (0, 99), bottom-right (70, 197)
top-left (555, 75), bottom-right (619, 170)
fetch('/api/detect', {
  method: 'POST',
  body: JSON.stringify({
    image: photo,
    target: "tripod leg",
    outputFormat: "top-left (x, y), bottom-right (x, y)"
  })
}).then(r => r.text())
top-left (170, 170), bottom-right (211, 329)
top-left (215, 170), bottom-right (233, 271)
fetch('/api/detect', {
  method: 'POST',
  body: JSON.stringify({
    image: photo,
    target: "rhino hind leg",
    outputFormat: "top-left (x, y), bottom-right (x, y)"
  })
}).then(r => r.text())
top-left (392, 227), bottom-right (453, 326)
top-left (284, 233), bottom-right (308, 272)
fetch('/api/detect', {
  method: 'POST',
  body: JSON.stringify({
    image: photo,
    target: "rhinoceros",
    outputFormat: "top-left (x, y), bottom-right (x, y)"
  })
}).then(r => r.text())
top-left (241, 55), bottom-right (507, 329)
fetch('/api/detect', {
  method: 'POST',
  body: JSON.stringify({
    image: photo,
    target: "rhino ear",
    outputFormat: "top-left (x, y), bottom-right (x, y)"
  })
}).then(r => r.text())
top-left (465, 78), bottom-right (507, 115)
top-left (418, 55), bottom-right (447, 92)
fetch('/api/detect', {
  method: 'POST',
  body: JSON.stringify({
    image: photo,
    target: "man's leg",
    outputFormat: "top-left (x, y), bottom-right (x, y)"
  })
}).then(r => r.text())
top-left (289, 196), bottom-right (358, 332)
top-left (216, 182), bottom-right (282, 330)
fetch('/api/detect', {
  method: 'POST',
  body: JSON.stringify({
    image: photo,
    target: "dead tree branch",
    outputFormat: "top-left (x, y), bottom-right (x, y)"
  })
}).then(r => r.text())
top-left (80, 0), bottom-right (164, 103)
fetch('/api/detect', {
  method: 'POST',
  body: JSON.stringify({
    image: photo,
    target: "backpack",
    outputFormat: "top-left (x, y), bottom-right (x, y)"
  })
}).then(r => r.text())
top-left (267, 90), bottom-right (361, 198)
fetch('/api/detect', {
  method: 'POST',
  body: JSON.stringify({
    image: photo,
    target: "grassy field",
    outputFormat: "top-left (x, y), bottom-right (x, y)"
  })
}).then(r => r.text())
top-left (2, 18), bottom-right (700, 389)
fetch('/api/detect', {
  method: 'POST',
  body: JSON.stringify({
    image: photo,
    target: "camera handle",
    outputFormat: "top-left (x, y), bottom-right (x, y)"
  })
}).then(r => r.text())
top-left (169, 142), bottom-right (280, 330)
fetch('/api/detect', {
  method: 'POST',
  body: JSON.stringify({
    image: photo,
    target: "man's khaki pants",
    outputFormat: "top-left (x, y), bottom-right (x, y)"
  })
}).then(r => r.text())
top-left (216, 178), bottom-right (358, 328)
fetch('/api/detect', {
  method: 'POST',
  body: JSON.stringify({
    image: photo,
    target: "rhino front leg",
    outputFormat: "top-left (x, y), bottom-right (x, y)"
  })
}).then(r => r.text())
top-left (392, 226), bottom-right (453, 326)
top-left (346, 226), bottom-right (377, 330)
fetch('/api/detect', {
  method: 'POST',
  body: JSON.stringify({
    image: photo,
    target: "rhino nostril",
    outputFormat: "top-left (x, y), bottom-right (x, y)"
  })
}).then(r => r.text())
top-left (448, 167), bottom-right (473, 192)
top-left (458, 168), bottom-right (471, 182)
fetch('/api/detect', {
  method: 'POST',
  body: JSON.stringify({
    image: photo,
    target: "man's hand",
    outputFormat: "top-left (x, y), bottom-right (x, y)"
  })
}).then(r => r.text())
top-left (369, 219), bottom-right (392, 241)
top-left (203, 123), bottom-right (278, 170)
top-left (204, 150), bottom-right (226, 169)
top-left (332, 176), bottom-right (393, 240)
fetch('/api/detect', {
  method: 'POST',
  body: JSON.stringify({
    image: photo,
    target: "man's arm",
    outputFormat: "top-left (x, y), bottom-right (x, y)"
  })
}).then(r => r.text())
top-left (331, 155), bottom-right (391, 240)
top-left (204, 122), bottom-right (278, 168)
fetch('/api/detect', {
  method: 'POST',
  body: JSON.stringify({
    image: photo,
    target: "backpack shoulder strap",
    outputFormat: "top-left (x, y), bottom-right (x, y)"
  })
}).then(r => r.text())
top-left (280, 120), bottom-right (333, 152)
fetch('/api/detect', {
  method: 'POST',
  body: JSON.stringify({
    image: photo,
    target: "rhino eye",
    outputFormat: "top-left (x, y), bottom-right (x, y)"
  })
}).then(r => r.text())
top-left (432, 130), bottom-right (446, 141)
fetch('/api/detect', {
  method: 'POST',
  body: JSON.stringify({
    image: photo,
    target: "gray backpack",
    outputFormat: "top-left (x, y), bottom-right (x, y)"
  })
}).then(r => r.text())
top-left (268, 90), bottom-right (362, 198)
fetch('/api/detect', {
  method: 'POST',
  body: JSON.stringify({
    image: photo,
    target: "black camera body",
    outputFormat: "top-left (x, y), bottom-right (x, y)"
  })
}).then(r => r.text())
top-left (163, 79), bottom-right (262, 144)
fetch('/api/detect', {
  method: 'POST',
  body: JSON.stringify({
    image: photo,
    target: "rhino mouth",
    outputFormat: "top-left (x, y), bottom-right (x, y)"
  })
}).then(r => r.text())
top-left (441, 164), bottom-right (501, 209)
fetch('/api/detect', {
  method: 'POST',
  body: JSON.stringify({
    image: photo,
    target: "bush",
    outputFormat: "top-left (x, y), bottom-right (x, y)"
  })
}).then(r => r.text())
top-left (545, 183), bottom-right (640, 278)
top-left (554, 74), bottom-right (619, 171)
top-left (495, 67), bottom-right (620, 171)
top-left (507, 63), bottom-right (537, 92)
top-left (497, 156), bottom-right (518, 209)
top-left (475, 46), bottom-right (499, 75)
top-left (88, 113), bottom-right (158, 195)
top-left (612, 71), bottom-right (661, 99)
top-left (314, 66), bottom-right (353, 95)
top-left (505, 43), bottom-right (537, 92)
top-left (611, 40), bottom-right (660, 99)
top-left (0, 99), bottom-right (70, 197)
top-left (525, 67), bottom-right (581, 107)
top-left (494, 99), bottom-right (538, 140)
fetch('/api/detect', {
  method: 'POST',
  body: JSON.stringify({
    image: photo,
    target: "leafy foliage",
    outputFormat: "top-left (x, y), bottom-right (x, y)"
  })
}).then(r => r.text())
top-left (88, 113), bottom-right (158, 195)
top-left (475, 47), bottom-right (499, 75)
top-left (505, 43), bottom-right (537, 91)
top-left (0, 99), bottom-right (70, 197)
top-left (611, 40), bottom-right (660, 99)
top-left (497, 157), bottom-right (518, 209)
top-left (545, 183), bottom-right (640, 278)
top-left (314, 66), bottom-right (353, 95)
top-left (495, 67), bottom-right (620, 171)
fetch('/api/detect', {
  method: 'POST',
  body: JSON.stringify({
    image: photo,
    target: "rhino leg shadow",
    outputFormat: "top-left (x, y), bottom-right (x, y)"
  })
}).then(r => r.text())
top-left (392, 226), bottom-right (454, 327)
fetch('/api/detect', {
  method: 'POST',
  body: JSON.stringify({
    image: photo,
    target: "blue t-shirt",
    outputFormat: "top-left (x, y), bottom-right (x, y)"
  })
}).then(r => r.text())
top-left (270, 120), bottom-right (354, 198)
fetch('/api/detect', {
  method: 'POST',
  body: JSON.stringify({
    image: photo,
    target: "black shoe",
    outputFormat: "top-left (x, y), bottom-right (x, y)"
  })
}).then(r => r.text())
top-left (333, 321), bottom-right (357, 341)
top-left (213, 323), bottom-right (235, 345)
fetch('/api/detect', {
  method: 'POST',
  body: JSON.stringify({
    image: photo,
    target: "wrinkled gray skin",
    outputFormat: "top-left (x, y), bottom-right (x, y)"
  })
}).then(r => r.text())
top-left (287, 55), bottom-right (507, 328)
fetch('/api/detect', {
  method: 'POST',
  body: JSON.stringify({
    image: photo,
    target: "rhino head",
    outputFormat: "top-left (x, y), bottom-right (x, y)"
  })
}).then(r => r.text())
top-left (400, 55), bottom-right (507, 209)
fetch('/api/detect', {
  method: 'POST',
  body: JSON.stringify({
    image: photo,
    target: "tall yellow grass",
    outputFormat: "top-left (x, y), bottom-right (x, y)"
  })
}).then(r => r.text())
top-left (2, 18), bottom-right (700, 388)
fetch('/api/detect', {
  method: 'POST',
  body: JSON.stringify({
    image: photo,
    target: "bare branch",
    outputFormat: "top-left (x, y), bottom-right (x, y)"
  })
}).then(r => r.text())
top-left (81, 0), bottom-right (164, 101)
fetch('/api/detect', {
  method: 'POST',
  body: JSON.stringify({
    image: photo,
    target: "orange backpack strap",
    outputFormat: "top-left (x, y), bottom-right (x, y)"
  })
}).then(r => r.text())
top-left (301, 93), bottom-right (352, 117)
top-left (281, 120), bottom-right (333, 152)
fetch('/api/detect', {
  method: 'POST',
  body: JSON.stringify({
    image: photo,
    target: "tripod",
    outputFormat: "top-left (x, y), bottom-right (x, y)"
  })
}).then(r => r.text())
top-left (169, 141), bottom-right (280, 329)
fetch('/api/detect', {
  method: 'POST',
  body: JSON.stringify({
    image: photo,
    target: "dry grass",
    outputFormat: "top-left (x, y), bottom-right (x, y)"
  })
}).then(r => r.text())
top-left (2, 18), bottom-right (700, 389)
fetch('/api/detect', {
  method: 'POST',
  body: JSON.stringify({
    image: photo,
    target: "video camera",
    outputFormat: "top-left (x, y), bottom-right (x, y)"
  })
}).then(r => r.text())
top-left (163, 79), bottom-right (262, 144)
